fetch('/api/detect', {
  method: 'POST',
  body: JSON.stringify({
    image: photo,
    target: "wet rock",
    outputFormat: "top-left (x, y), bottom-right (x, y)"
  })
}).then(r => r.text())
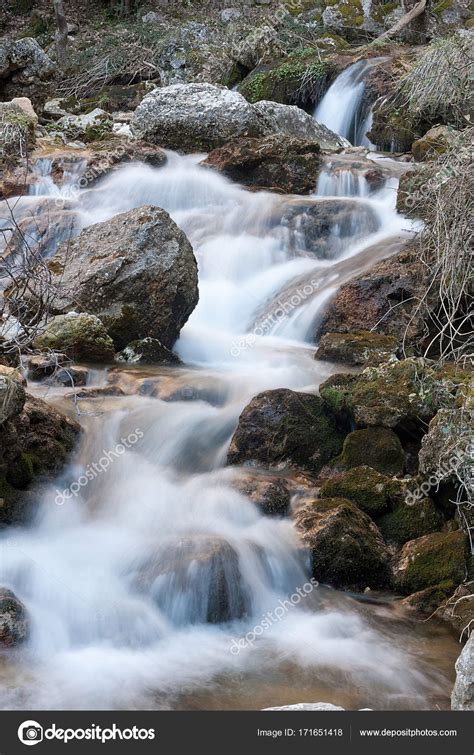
top-left (231, 472), bottom-right (290, 516)
top-left (0, 393), bottom-right (81, 525)
top-left (320, 466), bottom-right (393, 517)
top-left (315, 331), bottom-right (398, 366)
top-left (451, 634), bottom-right (474, 710)
top-left (418, 407), bottom-right (471, 484)
top-left (330, 427), bottom-right (405, 477)
top-left (202, 135), bottom-right (322, 194)
top-left (316, 248), bottom-right (425, 343)
top-left (0, 588), bottom-right (29, 647)
top-left (281, 198), bottom-right (379, 260)
top-left (401, 582), bottom-right (456, 614)
top-left (131, 83), bottom-right (346, 152)
top-left (296, 497), bottom-right (390, 589)
top-left (137, 535), bottom-right (248, 624)
top-left (45, 205), bottom-right (198, 350)
top-left (227, 389), bottom-right (343, 475)
top-left (35, 313), bottom-right (115, 363)
top-left (394, 531), bottom-right (468, 595)
top-left (116, 338), bottom-right (180, 366)
top-left (377, 497), bottom-right (444, 546)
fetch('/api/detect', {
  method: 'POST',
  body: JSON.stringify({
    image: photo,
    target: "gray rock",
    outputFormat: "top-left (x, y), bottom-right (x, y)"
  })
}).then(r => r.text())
top-left (131, 83), bottom-right (346, 152)
top-left (253, 100), bottom-right (349, 150)
top-left (0, 588), bottom-right (29, 647)
top-left (221, 7), bottom-right (242, 23)
top-left (56, 108), bottom-right (113, 139)
top-left (451, 635), bottom-right (474, 710)
top-left (46, 205), bottom-right (198, 350)
top-left (0, 375), bottom-right (26, 424)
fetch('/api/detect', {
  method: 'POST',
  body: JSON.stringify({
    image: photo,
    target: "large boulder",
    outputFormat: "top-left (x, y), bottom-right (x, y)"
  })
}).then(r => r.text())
top-left (296, 497), bottom-right (390, 589)
top-left (131, 83), bottom-right (346, 152)
top-left (329, 427), bottom-right (405, 477)
top-left (394, 531), bottom-right (468, 595)
top-left (135, 535), bottom-right (248, 624)
top-left (0, 588), bottom-right (29, 647)
top-left (451, 635), bottom-right (474, 710)
top-left (35, 312), bottom-right (116, 363)
top-left (227, 389), bottom-right (343, 474)
top-left (202, 135), bottom-right (322, 194)
top-left (45, 206), bottom-right (199, 350)
top-left (377, 497), bottom-right (444, 546)
top-left (0, 100), bottom-right (36, 169)
top-left (0, 38), bottom-right (56, 109)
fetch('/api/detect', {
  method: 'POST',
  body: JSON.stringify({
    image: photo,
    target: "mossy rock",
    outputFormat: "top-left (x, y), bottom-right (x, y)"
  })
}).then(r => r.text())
top-left (296, 496), bottom-right (390, 588)
top-left (315, 330), bottom-right (398, 366)
top-left (377, 497), bottom-right (444, 546)
top-left (240, 55), bottom-right (335, 107)
top-left (320, 465), bottom-right (394, 516)
top-left (5, 453), bottom-right (34, 490)
top-left (401, 580), bottom-right (456, 613)
top-left (411, 126), bottom-right (457, 162)
top-left (227, 388), bottom-right (344, 474)
top-left (35, 313), bottom-right (115, 363)
top-left (331, 426), bottom-right (405, 477)
top-left (320, 371), bottom-right (358, 421)
top-left (394, 530), bottom-right (468, 595)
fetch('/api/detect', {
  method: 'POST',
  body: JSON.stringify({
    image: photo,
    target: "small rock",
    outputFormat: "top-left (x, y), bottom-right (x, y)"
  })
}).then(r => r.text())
top-left (0, 588), bottom-right (29, 647)
top-left (330, 427), bottom-right (405, 477)
top-left (116, 338), bottom-right (180, 365)
top-left (34, 313), bottom-right (116, 363)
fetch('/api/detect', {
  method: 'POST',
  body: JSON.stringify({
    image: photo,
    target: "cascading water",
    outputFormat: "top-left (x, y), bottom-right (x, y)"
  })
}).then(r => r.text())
top-left (0, 141), bottom-right (457, 711)
top-left (314, 59), bottom-right (382, 147)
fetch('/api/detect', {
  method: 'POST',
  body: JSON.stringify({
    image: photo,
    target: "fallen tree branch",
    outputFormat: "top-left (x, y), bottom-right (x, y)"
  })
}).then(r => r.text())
top-left (377, 0), bottom-right (427, 41)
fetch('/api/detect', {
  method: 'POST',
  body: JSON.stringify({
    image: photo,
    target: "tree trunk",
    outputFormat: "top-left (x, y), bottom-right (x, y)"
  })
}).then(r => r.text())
top-left (53, 0), bottom-right (68, 69)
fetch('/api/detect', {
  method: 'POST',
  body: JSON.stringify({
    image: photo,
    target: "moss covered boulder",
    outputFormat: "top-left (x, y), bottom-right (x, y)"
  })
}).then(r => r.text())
top-left (411, 125), bottom-right (459, 162)
top-left (35, 313), bottom-right (115, 363)
top-left (331, 427), bottom-right (405, 477)
top-left (296, 497), bottom-right (390, 588)
top-left (0, 587), bottom-right (29, 647)
top-left (320, 465), bottom-right (393, 516)
top-left (315, 330), bottom-right (398, 366)
top-left (377, 497), bottom-right (444, 546)
top-left (227, 388), bottom-right (343, 474)
top-left (401, 581), bottom-right (456, 614)
top-left (394, 530), bottom-right (468, 595)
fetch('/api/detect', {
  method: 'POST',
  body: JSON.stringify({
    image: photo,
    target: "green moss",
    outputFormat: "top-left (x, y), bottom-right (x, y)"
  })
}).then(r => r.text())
top-left (240, 57), bottom-right (335, 106)
top-left (402, 580), bottom-right (455, 612)
top-left (332, 426), bottom-right (405, 476)
top-left (6, 453), bottom-right (34, 490)
top-left (464, 17), bottom-right (474, 26)
top-left (320, 465), bottom-right (392, 516)
top-left (397, 531), bottom-right (467, 594)
top-left (320, 372), bottom-right (357, 418)
top-left (433, 0), bottom-right (453, 14)
top-left (378, 497), bottom-right (444, 545)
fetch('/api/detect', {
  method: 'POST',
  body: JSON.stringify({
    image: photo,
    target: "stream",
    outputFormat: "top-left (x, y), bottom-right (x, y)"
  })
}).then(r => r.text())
top-left (0, 62), bottom-right (461, 711)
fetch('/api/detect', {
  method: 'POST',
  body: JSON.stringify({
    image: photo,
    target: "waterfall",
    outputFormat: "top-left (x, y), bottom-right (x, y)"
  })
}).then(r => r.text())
top-left (0, 150), bottom-right (454, 712)
top-left (314, 59), bottom-right (382, 146)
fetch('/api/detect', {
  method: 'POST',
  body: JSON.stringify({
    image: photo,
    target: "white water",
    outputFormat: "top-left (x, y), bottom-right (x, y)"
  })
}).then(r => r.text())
top-left (0, 142), bottom-right (455, 710)
top-left (314, 60), bottom-right (382, 147)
